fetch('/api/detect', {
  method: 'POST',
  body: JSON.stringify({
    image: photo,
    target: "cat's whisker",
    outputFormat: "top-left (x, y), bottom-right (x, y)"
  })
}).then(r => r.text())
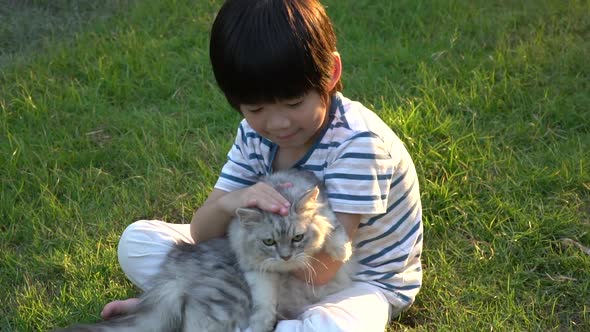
top-left (306, 255), bottom-right (329, 271)
top-left (304, 264), bottom-right (316, 283)
top-left (297, 256), bottom-right (318, 285)
top-left (292, 254), bottom-right (312, 272)
top-left (259, 259), bottom-right (274, 274)
top-left (300, 261), bottom-right (318, 295)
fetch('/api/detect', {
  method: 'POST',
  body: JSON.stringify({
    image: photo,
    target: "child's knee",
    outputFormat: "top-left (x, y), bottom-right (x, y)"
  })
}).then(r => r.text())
top-left (274, 307), bottom-right (359, 332)
top-left (117, 220), bottom-right (172, 290)
top-left (277, 284), bottom-right (390, 332)
top-left (118, 220), bottom-right (160, 259)
top-left (304, 306), bottom-right (356, 331)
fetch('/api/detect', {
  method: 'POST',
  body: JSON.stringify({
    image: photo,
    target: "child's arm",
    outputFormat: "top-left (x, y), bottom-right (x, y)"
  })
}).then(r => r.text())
top-left (293, 212), bottom-right (361, 285)
top-left (190, 184), bottom-right (291, 243)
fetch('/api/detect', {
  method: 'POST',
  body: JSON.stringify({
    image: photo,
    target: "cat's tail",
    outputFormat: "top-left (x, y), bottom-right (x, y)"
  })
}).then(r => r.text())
top-left (53, 282), bottom-right (190, 332)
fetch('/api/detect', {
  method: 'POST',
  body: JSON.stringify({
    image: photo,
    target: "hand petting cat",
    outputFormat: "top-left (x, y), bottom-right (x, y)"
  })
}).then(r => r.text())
top-left (220, 181), bottom-right (294, 216)
top-left (190, 182), bottom-right (292, 244)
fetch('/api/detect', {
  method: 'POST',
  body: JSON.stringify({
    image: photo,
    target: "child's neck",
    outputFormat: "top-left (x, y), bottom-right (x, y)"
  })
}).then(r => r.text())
top-left (273, 145), bottom-right (308, 171)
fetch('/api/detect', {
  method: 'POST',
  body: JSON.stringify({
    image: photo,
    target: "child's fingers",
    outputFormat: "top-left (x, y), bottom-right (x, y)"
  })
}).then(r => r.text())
top-left (246, 194), bottom-right (287, 210)
top-left (245, 198), bottom-right (282, 215)
top-left (258, 183), bottom-right (291, 205)
top-left (246, 183), bottom-right (291, 214)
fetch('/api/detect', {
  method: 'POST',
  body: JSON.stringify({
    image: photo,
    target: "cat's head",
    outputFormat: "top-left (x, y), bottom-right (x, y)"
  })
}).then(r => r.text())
top-left (235, 185), bottom-right (335, 272)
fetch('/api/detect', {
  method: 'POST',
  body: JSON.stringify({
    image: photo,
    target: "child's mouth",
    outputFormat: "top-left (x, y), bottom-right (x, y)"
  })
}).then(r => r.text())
top-left (276, 130), bottom-right (300, 140)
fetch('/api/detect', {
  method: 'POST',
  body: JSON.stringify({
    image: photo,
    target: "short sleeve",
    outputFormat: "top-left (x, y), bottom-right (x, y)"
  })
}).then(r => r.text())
top-left (323, 131), bottom-right (396, 215)
top-left (214, 123), bottom-right (260, 192)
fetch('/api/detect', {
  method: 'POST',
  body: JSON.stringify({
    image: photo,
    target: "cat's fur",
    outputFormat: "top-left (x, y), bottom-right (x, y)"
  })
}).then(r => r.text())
top-left (55, 170), bottom-right (353, 332)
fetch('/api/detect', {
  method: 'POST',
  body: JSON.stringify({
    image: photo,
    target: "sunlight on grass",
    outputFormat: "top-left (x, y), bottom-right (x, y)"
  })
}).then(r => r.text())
top-left (1, 0), bottom-right (589, 331)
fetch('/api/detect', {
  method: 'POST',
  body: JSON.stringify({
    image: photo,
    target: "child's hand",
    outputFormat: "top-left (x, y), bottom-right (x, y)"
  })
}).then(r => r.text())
top-left (219, 182), bottom-right (292, 216)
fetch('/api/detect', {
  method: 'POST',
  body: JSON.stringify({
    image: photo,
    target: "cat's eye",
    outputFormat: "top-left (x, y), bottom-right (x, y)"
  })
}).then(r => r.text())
top-left (292, 234), bottom-right (304, 242)
top-left (262, 238), bottom-right (275, 246)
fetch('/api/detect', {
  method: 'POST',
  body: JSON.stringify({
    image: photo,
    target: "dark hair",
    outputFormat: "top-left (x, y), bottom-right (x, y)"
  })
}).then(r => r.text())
top-left (210, 0), bottom-right (341, 110)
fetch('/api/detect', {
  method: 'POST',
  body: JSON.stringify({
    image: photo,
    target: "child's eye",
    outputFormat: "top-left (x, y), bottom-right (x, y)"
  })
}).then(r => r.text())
top-left (245, 107), bottom-right (263, 114)
top-left (292, 234), bottom-right (304, 242)
top-left (262, 238), bottom-right (276, 246)
top-left (287, 101), bottom-right (303, 108)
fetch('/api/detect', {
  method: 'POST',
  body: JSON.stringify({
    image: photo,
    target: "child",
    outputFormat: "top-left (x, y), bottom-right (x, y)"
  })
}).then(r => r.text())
top-left (102, 0), bottom-right (423, 331)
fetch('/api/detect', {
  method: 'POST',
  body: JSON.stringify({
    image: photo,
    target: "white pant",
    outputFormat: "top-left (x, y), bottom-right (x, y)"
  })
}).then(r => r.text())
top-left (118, 220), bottom-right (393, 332)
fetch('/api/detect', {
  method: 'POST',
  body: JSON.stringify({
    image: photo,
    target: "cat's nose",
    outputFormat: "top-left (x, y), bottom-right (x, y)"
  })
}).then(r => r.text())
top-left (280, 255), bottom-right (292, 261)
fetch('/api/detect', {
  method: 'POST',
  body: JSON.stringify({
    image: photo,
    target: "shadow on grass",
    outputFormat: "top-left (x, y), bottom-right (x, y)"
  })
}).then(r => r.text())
top-left (0, 0), bottom-right (134, 67)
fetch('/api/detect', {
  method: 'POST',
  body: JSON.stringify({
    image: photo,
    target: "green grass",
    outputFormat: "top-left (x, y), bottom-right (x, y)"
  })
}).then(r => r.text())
top-left (1, 0), bottom-right (589, 331)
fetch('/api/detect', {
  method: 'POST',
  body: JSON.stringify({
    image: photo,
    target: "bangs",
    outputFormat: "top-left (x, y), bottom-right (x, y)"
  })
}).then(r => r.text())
top-left (220, 15), bottom-right (314, 105)
top-left (210, 0), bottom-right (336, 109)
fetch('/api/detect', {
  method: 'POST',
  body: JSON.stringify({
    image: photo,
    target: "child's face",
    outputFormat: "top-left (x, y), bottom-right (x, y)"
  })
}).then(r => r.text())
top-left (240, 90), bottom-right (328, 150)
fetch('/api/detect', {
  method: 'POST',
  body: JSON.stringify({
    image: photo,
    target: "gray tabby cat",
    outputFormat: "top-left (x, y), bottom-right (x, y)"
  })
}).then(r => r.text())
top-left (55, 169), bottom-right (353, 332)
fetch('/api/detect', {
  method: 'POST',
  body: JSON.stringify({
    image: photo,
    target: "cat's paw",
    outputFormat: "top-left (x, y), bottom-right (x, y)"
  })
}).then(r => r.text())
top-left (326, 239), bottom-right (352, 262)
top-left (249, 311), bottom-right (276, 332)
top-left (324, 227), bottom-right (352, 262)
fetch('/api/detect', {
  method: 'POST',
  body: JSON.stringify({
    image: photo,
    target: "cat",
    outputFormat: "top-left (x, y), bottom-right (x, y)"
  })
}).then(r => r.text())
top-left (55, 169), bottom-right (353, 332)
top-left (229, 170), bottom-right (354, 331)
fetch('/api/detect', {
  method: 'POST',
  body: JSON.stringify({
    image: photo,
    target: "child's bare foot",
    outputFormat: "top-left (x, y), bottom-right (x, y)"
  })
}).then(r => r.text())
top-left (100, 298), bottom-right (140, 320)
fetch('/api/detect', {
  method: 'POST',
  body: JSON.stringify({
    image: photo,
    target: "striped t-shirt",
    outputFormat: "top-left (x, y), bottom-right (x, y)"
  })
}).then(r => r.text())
top-left (214, 92), bottom-right (423, 309)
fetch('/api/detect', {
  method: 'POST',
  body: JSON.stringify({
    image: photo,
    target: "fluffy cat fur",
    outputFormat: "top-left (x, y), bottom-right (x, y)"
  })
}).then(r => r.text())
top-left (55, 170), bottom-right (353, 332)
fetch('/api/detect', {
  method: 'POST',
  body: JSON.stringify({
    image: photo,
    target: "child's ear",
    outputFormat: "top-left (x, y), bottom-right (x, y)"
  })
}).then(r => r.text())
top-left (294, 186), bottom-right (320, 213)
top-left (235, 208), bottom-right (263, 225)
top-left (329, 52), bottom-right (342, 90)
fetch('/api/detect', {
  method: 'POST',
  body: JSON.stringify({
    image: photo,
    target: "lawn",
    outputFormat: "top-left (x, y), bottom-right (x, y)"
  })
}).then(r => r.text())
top-left (1, 0), bottom-right (589, 331)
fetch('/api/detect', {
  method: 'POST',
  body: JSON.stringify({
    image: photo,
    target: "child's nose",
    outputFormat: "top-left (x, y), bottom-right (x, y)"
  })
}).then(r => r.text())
top-left (267, 113), bottom-right (291, 131)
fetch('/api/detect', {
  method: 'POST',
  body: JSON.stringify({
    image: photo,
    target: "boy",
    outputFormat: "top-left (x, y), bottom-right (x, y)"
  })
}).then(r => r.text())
top-left (103, 0), bottom-right (423, 331)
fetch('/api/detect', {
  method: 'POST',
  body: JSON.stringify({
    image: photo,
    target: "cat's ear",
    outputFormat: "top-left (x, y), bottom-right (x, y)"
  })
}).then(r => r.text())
top-left (235, 208), bottom-right (263, 225)
top-left (295, 186), bottom-right (320, 213)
